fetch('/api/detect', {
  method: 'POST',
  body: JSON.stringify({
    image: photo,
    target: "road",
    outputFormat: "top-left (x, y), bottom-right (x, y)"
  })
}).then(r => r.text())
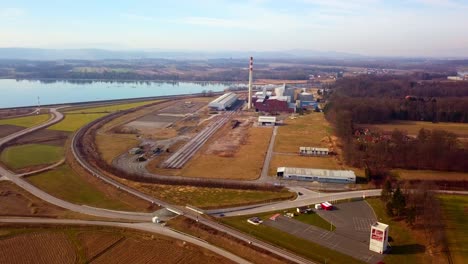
top-left (0, 107), bottom-right (316, 264)
top-left (0, 108), bottom-right (63, 147)
top-left (208, 189), bottom-right (382, 217)
top-left (0, 217), bottom-right (251, 264)
top-left (258, 126), bottom-right (278, 182)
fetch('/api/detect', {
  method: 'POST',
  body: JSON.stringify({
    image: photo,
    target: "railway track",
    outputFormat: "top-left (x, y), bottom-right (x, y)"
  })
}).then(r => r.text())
top-left (162, 111), bottom-right (235, 169)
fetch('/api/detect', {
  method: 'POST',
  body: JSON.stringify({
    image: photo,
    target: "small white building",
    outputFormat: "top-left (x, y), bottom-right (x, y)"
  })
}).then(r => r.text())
top-left (208, 92), bottom-right (238, 110)
top-left (277, 167), bottom-right (356, 184)
top-left (258, 116), bottom-right (277, 126)
top-left (369, 222), bottom-right (389, 254)
top-left (299, 147), bottom-right (329, 156)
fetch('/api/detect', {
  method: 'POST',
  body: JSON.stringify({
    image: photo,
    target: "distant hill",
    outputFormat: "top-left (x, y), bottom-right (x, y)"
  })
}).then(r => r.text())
top-left (0, 48), bottom-right (364, 61)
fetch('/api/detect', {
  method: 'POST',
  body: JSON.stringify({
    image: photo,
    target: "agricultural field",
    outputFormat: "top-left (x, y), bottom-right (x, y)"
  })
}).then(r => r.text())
top-left (0, 226), bottom-right (231, 264)
top-left (0, 181), bottom-right (74, 218)
top-left (362, 121), bottom-right (468, 138)
top-left (393, 169), bottom-right (468, 181)
top-left (0, 114), bottom-right (49, 128)
top-left (127, 182), bottom-right (295, 209)
top-left (0, 143), bottom-right (64, 170)
top-left (47, 113), bottom-right (107, 132)
top-left (221, 214), bottom-right (360, 264)
top-left (0, 125), bottom-right (23, 138)
top-left (27, 164), bottom-right (149, 212)
top-left (366, 198), bottom-right (435, 264)
top-left (439, 195), bottom-right (468, 264)
top-left (0, 232), bottom-right (76, 264)
top-left (168, 217), bottom-right (291, 264)
top-left (65, 100), bottom-right (159, 114)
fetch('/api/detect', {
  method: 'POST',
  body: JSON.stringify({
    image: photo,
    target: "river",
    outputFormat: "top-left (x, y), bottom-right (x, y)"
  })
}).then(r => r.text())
top-left (1, 79), bottom-right (231, 108)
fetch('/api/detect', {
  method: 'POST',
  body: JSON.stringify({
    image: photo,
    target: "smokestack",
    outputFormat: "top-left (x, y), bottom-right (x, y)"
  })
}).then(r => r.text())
top-left (248, 56), bottom-right (253, 109)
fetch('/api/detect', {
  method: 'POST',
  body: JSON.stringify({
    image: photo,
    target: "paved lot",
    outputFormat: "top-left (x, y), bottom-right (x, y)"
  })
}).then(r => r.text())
top-left (263, 201), bottom-right (383, 263)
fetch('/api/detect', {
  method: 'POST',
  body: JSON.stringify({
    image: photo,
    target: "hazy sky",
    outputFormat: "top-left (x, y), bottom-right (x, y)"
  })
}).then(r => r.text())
top-left (1, 0), bottom-right (468, 57)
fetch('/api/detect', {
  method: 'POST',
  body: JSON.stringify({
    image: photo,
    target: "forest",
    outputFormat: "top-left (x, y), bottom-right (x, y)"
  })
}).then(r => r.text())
top-left (325, 75), bottom-right (468, 173)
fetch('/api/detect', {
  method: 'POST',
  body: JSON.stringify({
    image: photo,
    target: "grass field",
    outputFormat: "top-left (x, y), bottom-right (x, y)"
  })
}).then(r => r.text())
top-left (363, 121), bottom-right (468, 137)
top-left (0, 114), bottom-right (49, 128)
top-left (439, 195), bottom-right (468, 264)
top-left (95, 133), bottom-right (138, 164)
top-left (0, 144), bottom-right (64, 170)
top-left (366, 198), bottom-right (432, 264)
top-left (268, 154), bottom-right (342, 175)
top-left (274, 113), bottom-right (331, 153)
top-left (179, 127), bottom-right (272, 180)
top-left (65, 100), bottom-right (159, 114)
top-left (132, 182), bottom-right (295, 209)
top-left (221, 214), bottom-right (360, 264)
top-left (27, 164), bottom-right (143, 211)
top-left (48, 113), bottom-right (107, 132)
top-left (393, 169), bottom-right (468, 181)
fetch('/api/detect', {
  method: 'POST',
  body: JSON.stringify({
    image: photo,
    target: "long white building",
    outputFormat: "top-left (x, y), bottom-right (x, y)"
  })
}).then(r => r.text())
top-left (276, 167), bottom-right (356, 183)
top-left (208, 92), bottom-right (238, 110)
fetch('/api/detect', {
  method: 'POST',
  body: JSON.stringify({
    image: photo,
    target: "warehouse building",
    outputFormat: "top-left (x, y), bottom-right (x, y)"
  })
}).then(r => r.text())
top-left (276, 167), bottom-right (356, 183)
top-left (258, 116), bottom-right (277, 126)
top-left (299, 147), bottom-right (329, 156)
top-left (208, 92), bottom-right (238, 110)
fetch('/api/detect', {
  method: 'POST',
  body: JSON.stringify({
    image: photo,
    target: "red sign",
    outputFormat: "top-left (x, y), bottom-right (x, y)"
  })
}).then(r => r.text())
top-left (371, 229), bottom-right (383, 242)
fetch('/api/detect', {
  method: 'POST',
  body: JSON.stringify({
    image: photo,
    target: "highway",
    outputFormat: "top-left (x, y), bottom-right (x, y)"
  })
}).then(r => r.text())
top-left (0, 217), bottom-right (251, 264)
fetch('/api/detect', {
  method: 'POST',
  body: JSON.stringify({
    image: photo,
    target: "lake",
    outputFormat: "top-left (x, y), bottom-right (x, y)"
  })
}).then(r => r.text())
top-left (1, 79), bottom-right (231, 108)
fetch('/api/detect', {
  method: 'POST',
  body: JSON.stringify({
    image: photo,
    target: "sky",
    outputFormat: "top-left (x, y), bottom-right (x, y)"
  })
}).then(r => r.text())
top-left (1, 0), bottom-right (468, 57)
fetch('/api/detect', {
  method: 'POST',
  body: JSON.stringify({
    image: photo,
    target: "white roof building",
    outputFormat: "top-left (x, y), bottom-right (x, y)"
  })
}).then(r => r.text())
top-left (208, 92), bottom-right (238, 110)
top-left (276, 167), bottom-right (356, 183)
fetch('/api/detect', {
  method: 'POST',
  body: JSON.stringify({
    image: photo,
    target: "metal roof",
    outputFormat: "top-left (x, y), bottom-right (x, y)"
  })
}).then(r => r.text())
top-left (258, 116), bottom-right (276, 122)
top-left (277, 167), bottom-right (356, 179)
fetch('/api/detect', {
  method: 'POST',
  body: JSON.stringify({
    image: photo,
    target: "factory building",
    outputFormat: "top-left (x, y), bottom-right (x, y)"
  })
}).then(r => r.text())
top-left (299, 147), bottom-right (329, 156)
top-left (254, 96), bottom-right (294, 113)
top-left (276, 167), bottom-right (356, 183)
top-left (208, 92), bottom-right (238, 110)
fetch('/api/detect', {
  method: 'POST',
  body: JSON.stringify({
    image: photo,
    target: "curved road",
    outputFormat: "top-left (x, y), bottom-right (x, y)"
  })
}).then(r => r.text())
top-left (0, 106), bottom-right (315, 264)
top-left (0, 105), bottom-right (389, 264)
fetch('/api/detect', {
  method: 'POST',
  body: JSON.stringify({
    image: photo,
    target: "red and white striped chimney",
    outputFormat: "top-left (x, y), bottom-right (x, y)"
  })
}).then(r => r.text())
top-left (248, 56), bottom-right (253, 109)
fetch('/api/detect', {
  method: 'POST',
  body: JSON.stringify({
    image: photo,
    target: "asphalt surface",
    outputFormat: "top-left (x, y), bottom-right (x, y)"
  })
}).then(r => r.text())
top-left (0, 217), bottom-right (251, 264)
top-left (258, 126), bottom-right (278, 182)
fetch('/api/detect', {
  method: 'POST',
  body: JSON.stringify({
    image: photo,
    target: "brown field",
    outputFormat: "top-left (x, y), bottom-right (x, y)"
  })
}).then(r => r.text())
top-left (393, 169), bottom-right (468, 181)
top-left (119, 180), bottom-right (294, 209)
top-left (0, 226), bottom-right (232, 264)
top-left (268, 154), bottom-right (343, 176)
top-left (12, 129), bottom-right (70, 146)
top-left (0, 124), bottom-right (24, 138)
top-left (168, 216), bottom-right (293, 264)
top-left (274, 113), bottom-right (332, 153)
top-left (0, 232), bottom-right (76, 264)
top-left (0, 181), bottom-right (70, 217)
top-left (362, 121), bottom-right (468, 138)
top-left (93, 234), bottom-right (232, 264)
top-left (95, 133), bottom-right (139, 164)
top-left (179, 125), bottom-right (271, 180)
top-left (77, 231), bottom-right (123, 260)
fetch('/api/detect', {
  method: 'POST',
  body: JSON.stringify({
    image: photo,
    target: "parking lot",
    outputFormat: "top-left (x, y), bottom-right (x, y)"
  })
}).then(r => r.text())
top-left (262, 200), bottom-right (383, 263)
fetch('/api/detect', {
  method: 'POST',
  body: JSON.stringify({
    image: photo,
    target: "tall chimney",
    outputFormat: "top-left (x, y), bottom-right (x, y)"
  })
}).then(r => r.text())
top-left (248, 56), bottom-right (253, 109)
